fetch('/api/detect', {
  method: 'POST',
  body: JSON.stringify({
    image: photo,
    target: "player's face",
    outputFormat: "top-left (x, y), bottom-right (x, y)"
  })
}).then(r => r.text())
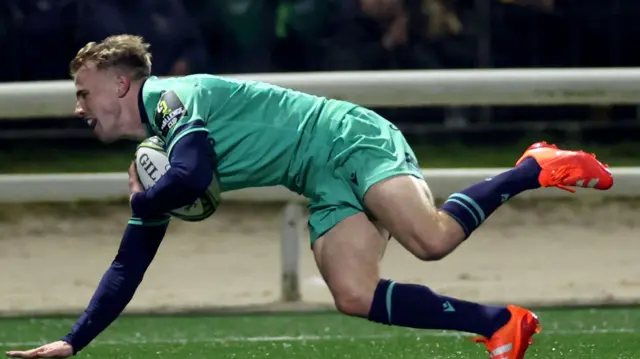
top-left (73, 64), bottom-right (125, 143)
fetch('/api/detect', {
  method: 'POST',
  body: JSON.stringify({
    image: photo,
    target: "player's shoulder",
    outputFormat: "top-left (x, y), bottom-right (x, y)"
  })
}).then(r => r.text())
top-left (142, 75), bottom-right (202, 101)
top-left (141, 76), bottom-right (210, 138)
top-left (143, 74), bottom-right (244, 104)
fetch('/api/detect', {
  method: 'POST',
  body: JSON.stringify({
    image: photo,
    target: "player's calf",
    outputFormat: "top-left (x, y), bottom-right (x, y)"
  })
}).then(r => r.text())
top-left (365, 157), bottom-right (545, 261)
top-left (367, 278), bottom-right (512, 339)
top-left (437, 142), bottom-right (613, 240)
top-left (313, 212), bottom-right (515, 340)
top-left (439, 157), bottom-right (542, 238)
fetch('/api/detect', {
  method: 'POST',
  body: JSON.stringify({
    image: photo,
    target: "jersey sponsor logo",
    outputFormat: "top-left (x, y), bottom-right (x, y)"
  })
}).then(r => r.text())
top-left (154, 91), bottom-right (187, 137)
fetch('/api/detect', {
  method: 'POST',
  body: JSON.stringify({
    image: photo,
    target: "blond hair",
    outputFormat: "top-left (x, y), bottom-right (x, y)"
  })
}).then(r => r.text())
top-left (70, 34), bottom-right (152, 79)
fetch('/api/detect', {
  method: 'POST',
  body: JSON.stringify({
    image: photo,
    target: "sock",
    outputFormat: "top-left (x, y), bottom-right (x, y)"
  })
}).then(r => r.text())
top-left (368, 279), bottom-right (511, 338)
top-left (440, 157), bottom-right (541, 237)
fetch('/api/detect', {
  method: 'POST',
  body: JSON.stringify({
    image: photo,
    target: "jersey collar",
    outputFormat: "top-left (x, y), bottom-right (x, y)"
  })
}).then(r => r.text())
top-left (137, 77), bottom-right (156, 137)
top-left (137, 77), bottom-right (149, 125)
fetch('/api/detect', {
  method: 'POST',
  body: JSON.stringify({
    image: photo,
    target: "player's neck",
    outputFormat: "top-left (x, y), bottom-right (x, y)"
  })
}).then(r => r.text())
top-left (119, 80), bottom-right (148, 140)
top-left (120, 121), bottom-right (148, 141)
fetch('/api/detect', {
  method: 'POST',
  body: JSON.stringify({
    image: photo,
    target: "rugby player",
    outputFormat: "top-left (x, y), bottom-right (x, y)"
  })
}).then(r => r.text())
top-left (6, 35), bottom-right (613, 359)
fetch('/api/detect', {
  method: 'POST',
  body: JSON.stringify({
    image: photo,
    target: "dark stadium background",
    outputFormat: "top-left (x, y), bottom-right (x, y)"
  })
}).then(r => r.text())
top-left (2, 0), bottom-right (640, 158)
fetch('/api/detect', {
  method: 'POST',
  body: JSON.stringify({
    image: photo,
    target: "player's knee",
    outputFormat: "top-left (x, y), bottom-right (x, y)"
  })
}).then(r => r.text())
top-left (332, 288), bottom-right (374, 317)
top-left (409, 232), bottom-right (453, 261)
top-left (413, 243), bottom-right (450, 261)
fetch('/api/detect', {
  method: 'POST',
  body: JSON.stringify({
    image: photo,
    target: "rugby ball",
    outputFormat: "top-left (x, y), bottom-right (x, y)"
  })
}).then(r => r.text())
top-left (134, 136), bottom-right (221, 222)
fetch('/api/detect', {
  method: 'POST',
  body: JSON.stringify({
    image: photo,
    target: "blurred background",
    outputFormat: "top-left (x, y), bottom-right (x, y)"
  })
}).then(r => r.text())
top-left (2, 0), bottom-right (640, 172)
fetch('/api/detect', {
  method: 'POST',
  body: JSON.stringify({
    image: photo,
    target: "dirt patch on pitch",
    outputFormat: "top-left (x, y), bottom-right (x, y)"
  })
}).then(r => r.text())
top-left (0, 200), bottom-right (638, 316)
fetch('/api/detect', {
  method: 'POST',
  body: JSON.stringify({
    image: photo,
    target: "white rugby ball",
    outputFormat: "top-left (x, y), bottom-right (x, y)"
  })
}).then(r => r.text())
top-left (134, 136), bottom-right (221, 222)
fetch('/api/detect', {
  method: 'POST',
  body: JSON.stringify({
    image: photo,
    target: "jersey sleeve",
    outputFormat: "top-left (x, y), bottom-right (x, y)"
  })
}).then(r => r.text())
top-left (150, 84), bottom-right (211, 156)
top-left (61, 216), bottom-right (169, 353)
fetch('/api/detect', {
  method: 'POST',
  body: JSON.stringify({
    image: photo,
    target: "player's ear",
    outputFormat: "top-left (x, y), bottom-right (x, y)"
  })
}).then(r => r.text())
top-left (116, 74), bottom-right (131, 99)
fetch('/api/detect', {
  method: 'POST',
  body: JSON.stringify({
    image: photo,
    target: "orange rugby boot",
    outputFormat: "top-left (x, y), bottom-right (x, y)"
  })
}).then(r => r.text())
top-left (515, 141), bottom-right (613, 193)
top-left (472, 305), bottom-right (541, 359)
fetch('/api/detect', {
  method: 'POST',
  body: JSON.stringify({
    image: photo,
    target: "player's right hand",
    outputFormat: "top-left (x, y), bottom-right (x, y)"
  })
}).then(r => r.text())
top-left (6, 340), bottom-right (73, 358)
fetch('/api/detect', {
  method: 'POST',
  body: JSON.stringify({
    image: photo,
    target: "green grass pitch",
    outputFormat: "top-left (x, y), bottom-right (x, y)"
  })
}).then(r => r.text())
top-left (1, 307), bottom-right (639, 358)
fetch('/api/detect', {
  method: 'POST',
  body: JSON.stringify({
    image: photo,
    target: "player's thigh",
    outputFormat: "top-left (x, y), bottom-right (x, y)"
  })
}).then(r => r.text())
top-left (307, 176), bottom-right (390, 265)
top-left (312, 211), bottom-right (388, 317)
top-left (337, 107), bottom-right (463, 259)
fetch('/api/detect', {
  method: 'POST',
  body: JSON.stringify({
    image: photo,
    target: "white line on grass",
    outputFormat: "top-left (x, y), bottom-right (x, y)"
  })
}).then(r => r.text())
top-left (0, 328), bottom-right (635, 348)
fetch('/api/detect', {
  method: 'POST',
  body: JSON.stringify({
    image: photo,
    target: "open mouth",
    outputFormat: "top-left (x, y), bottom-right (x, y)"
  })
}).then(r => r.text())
top-left (85, 118), bottom-right (97, 129)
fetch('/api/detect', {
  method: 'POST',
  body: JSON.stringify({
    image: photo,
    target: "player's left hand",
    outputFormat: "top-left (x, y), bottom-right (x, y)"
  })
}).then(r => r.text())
top-left (6, 340), bottom-right (73, 358)
top-left (128, 161), bottom-right (144, 202)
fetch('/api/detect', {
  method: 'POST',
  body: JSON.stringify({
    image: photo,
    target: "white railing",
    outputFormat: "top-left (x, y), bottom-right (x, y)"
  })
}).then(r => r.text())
top-left (0, 168), bottom-right (634, 303)
top-left (2, 68), bottom-right (638, 306)
top-left (0, 168), bottom-right (634, 204)
top-left (2, 68), bottom-right (640, 118)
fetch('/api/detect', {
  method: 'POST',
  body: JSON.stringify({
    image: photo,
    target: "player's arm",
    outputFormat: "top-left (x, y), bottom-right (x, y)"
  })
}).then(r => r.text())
top-left (130, 131), bottom-right (212, 218)
top-left (60, 217), bottom-right (170, 354)
top-left (131, 87), bottom-right (213, 218)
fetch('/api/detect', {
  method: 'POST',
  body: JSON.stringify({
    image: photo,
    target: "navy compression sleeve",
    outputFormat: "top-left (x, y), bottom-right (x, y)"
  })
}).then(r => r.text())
top-left (61, 217), bottom-right (169, 353)
top-left (130, 131), bottom-right (212, 218)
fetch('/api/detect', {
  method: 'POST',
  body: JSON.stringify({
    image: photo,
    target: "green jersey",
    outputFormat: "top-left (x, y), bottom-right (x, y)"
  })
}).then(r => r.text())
top-left (139, 74), bottom-right (358, 196)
